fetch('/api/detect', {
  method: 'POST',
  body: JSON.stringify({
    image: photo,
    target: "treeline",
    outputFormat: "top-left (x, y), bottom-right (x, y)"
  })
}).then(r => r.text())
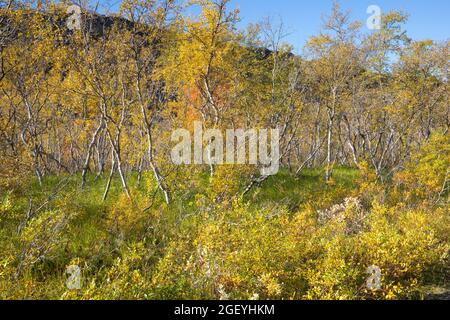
top-left (0, 0), bottom-right (449, 202)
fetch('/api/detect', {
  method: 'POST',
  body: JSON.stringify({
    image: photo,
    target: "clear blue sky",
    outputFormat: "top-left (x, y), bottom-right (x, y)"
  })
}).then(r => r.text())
top-left (99, 0), bottom-right (449, 52)
top-left (227, 0), bottom-right (449, 52)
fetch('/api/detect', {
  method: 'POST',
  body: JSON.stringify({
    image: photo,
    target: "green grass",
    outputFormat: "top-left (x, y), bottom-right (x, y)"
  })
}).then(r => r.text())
top-left (3, 166), bottom-right (447, 300)
top-left (247, 167), bottom-right (360, 211)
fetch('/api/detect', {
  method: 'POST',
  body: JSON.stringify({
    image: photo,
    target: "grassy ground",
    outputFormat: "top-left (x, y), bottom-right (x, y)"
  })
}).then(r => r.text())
top-left (0, 167), bottom-right (448, 299)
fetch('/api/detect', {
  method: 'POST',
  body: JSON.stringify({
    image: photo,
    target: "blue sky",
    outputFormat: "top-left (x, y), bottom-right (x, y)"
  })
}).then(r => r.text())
top-left (100, 0), bottom-right (449, 52)
top-left (227, 0), bottom-right (449, 52)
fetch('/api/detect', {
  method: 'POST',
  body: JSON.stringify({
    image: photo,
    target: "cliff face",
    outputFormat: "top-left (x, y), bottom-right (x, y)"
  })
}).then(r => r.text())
top-left (69, 10), bottom-right (135, 37)
top-left (0, 7), bottom-right (135, 42)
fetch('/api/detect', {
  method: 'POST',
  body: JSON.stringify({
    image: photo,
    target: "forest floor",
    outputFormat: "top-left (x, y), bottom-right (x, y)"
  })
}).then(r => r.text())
top-left (0, 168), bottom-right (448, 300)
